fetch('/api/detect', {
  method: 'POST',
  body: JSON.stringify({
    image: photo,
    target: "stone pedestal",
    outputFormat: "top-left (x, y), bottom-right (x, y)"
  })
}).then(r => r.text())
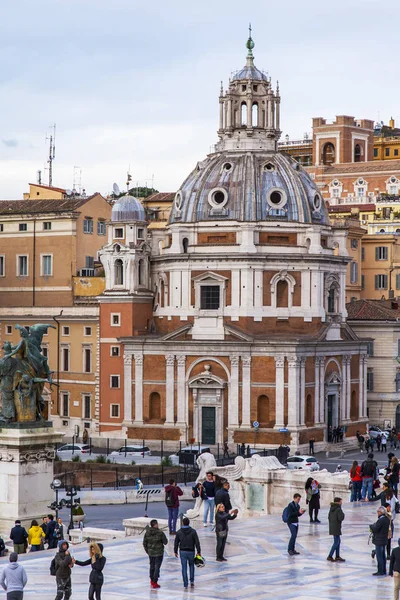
top-left (0, 424), bottom-right (64, 533)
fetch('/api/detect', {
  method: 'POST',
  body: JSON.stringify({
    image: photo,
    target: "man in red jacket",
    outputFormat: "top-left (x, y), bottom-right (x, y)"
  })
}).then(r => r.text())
top-left (165, 479), bottom-right (183, 535)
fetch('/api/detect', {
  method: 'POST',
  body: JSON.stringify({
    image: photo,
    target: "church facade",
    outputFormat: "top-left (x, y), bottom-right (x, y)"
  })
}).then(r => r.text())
top-left (98, 36), bottom-right (368, 450)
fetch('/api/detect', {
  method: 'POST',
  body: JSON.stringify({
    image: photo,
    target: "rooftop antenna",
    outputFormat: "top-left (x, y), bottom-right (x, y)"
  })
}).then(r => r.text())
top-left (126, 166), bottom-right (132, 193)
top-left (73, 166), bottom-right (82, 195)
top-left (112, 183), bottom-right (120, 196)
top-left (37, 170), bottom-right (42, 185)
top-left (46, 123), bottom-right (56, 187)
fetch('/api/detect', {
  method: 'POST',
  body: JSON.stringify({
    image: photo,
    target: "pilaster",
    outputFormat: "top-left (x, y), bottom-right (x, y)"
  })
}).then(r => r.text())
top-left (133, 353), bottom-right (143, 425)
top-left (229, 355), bottom-right (240, 430)
top-left (165, 354), bottom-right (175, 426)
top-left (241, 356), bottom-right (251, 427)
top-left (287, 356), bottom-right (300, 428)
top-left (176, 355), bottom-right (186, 427)
top-left (274, 355), bottom-right (285, 429)
top-left (123, 353), bottom-right (133, 423)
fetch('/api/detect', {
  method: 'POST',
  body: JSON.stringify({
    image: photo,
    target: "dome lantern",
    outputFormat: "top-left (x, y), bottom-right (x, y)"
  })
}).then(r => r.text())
top-left (111, 194), bottom-right (146, 223)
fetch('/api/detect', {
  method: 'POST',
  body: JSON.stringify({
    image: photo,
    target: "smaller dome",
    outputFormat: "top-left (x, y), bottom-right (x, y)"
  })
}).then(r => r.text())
top-left (111, 195), bottom-right (146, 222)
top-left (232, 65), bottom-right (267, 81)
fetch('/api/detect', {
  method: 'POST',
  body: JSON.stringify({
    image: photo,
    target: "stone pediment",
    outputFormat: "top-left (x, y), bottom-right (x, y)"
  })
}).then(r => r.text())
top-left (159, 324), bottom-right (192, 341)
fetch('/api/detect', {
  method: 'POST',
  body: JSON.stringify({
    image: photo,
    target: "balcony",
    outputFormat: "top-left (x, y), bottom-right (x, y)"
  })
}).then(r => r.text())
top-left (376, 195), bottom-right (400, 203)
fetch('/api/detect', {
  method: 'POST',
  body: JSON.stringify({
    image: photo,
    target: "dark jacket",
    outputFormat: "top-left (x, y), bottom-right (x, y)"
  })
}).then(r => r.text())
top-left (286, 501), bottom-right (303, 525)
top-left (143, 525), bottom-right (168, 557)
top-left (361, 458), bottom-right (377, 479)
top-left (328, 502), bottom-right (345, 536)
top-left (214, 488), bottom-right (232, 511)
top-left (9, 525), bottom-right (28, 545)
top-left (370, 515), bottom-right (390, 546)
top-left (390, 462), bottom-right (400, 485)
top-left (75, 545), bottom-right (106, 585)
top-left (174, 526), bottom-right (201, 554)
top-left (201, 480), bottom-right (215, 499)
top-left (54, 540), bottom-right (73, 580)
top-left (164, 484), bottom-right (183, 509)
top-left (215, 510), bottom-right (236, 533)
top-left (46, 519), bottom-right (56, 541)
top-left (390, 545), bottom-right (400, 575)
top-left (55, 523), bottom-right (64, 540)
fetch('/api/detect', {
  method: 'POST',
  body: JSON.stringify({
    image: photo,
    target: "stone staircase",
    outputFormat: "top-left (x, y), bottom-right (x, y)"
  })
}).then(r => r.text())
top-left (325, 439), bottom-right (359, 454)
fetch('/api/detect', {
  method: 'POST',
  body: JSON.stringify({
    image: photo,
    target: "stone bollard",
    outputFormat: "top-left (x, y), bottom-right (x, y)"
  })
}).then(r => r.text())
top-left (326, 451), bottom-right (330, 458)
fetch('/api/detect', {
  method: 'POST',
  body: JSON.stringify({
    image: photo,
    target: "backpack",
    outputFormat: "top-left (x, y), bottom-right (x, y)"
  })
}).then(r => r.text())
top-left (192, 485), bottom-right (200, 499)
top-left (50, 557), bottom-right (56, 576)
top-left (282, 503), bottom-right (291, 523)
top-left (361, 460), bottom-right (375, 478)
top-left (165, 488), bottom-right (175, 508)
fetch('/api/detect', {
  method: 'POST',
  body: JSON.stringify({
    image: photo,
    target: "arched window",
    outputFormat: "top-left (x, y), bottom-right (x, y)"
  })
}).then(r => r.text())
top-left (257, 394), bottom-right (271, 427)
top-left (327, 286), bottom-right (336, 313)
top-left (241, 102), bottom-right (247, 126)
top-left (276, 280), bottom-right (289, 308)
top-left (305, 394), bottom-right (313, 426)
top-left (252, 103), bottom-right (259, 127)
top-left (138, 259), bottom-right (145, 286)
top-left (322, 143), bottom-right (335, 166)
top-left (182, 238), bottom-right (189, 254)
top-left (354, 144), bottom-right (361, 162)
top-left (149, 392), bottom-right (161, 420)
top-left (114, 259), bottom-right (123, 286)
top-left (350, 390), bottom-right (357, 420)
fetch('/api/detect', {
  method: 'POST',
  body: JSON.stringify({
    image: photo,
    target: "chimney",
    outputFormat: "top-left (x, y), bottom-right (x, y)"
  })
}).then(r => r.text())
top-left (392, 301), bottom-right (399, 310)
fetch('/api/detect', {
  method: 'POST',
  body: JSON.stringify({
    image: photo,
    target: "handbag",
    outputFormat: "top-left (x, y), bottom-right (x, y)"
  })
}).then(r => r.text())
top-left (217, 529), bottom-right (227, 538)
top-left (348, 481), bottom-right (353, 490)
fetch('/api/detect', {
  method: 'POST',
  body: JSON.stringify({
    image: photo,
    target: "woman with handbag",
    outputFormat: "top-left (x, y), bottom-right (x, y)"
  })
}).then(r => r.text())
top-left (305, 478), bottom-right (321, 523)
top-left (215, 503), bottom-right (238, 562)
top-left (349, 461), bottom-right (362, 502)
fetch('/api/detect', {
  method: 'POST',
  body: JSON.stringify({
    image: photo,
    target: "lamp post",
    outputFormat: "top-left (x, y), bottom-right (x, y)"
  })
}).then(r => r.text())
top-left (49, 478), bottom-right (63, 520)
top-left (65, 484), bottom-right (81, 537)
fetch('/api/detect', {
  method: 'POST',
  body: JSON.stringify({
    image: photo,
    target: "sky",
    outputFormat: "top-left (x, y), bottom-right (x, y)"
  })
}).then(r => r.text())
top-left (0, 0), bottom-right (399, 198)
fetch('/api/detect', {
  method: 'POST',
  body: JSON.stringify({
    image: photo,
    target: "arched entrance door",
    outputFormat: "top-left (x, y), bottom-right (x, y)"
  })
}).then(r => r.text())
top-left (189, 366), bottom-right (226, 445)
top-left (325, 372), bottom-right (341, 440)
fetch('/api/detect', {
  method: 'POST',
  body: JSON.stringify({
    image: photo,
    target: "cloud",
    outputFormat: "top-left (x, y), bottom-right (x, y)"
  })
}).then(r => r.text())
top-left (2, 139), bottom-right (18, 148)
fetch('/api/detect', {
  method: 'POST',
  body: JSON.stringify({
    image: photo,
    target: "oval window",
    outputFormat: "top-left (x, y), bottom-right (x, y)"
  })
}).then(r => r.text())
top-left (264, 162), bottom-right (275, 172)
top-left (267, 187), bottom-right (287, 209)
top-left (223, 163), bottom-right (232, 171)
top-left (175, 191), bottom-right (183, 210)
top-left (314, 194), bottom-right (322, 211)
top-left (208, 187), bottom-right (228, 209)
top-left (213, 191), bottom-right (225, 204)
top-left (270, 191), bottom-right (282, 204)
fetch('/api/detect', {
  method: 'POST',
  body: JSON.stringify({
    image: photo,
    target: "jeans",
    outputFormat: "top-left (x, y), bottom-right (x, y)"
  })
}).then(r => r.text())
top-left (328, 535), bottom-right (341, 558)
top-left (361, 477), bottom-right (373, 500)
top-left (7, 592), bottom-right (23, 600)
top-left (55, 576), bottom-right (72, 600)
top-left (375, 544), bottom-right (386, 574)
top-left (350, 480), bottom-right (362, 502)
top-left (203, 498), bottom-right (215, 524)
top-left (167, 507), bottom-right (179, 533)
top-left (287, 523), bottom-right (298, 552)
top-left (180, 550), bottom-right (195, 587)
top-left (149, 555), bottom-right (163, 583)
top-left (30, 545), bottom-right (41, 552)
top-left (216, 532), bottom-right (227, 559)
top-left (89, 583), bottom-right (102, 600)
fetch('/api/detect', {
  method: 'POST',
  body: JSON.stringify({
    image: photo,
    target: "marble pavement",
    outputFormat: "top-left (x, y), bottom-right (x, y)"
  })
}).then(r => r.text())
top-left (1, 501), bottom-right (397, 599)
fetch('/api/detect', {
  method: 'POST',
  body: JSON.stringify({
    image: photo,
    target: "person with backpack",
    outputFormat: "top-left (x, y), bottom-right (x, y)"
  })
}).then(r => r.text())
top-left (73, 542), bottom-right (106, 600)
top-left (200, 471), bottom-right (216, 527)
top-left (174, 517), bottom-right (201, 589)
top-left (28, 520), bottom-right (45, 552)
top-left (164, 479), bottom-right (183, 535)
top-left (9, 521), bottom-right (28, 555)
top-left (143, 519), bottom-right (168, 589)
top-left (327, 497), bottom-right (345, 562)
top-left (0, 552), bottom-right (27, 600)
top-left (283, 493), bottom-right (306, 556)
top-left (45, 514), bottom-right (57, 550)
top-left (370, 506), bottom-right (390, 575)
top-left (53, 540), bottom-right (73, 600)
top-left (361, 453), bottom-right (378, 501)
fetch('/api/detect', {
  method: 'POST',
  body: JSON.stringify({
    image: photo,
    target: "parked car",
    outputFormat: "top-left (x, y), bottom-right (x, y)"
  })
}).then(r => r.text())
top-left (367, 426), bottom-right (389, 440)
top-left (110, 445), bottom-right (151, 457)
top-left (286, 455), bottom-right (320, 471)
top-left (56, 443), bottom-right (90, 458)
top-left (169, 446), bottom-right (211, 466)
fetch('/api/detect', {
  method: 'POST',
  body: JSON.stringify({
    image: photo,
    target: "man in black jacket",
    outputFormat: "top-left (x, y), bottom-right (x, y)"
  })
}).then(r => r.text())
top-left (370, 506), bottom-right (390, 576)
top-left (286, 494), bottom-right (305, 556)
top-left (46, 514), bottom-right (57, 549)
top-left (9, 520), bottom-right (28, 555)
top-left (389, 537), bottom-right (400, 598)
top-left (174, 517), bottom-right (201, 589)
top-left (361, 453), bottom-right (378, 501)
top-left (214, 482), bottom-right (232, 511)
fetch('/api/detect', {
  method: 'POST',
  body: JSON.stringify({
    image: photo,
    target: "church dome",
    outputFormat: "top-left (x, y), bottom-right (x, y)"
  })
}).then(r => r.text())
top-left (111, 194), bottom-right (146, 222)
top-left (170, 151), bottom-right (329, 226)
top-left (231, 64), bottom-right (268, 82)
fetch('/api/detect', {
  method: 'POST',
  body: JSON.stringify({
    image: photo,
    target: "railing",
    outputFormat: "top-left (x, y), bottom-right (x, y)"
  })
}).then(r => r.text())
top-left (278, 139), bottom-right (312, 147)
top-left (376, 195), bottom-right (400, 203)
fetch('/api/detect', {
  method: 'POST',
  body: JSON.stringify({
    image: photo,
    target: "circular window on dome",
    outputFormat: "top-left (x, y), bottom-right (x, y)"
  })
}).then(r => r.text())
top-left (267, 187), bottom-right (287, 209)
top-left (264, 162), bottom-right (275, 172)
top-left (175, 191), bottom-right (183, 210)
top-left (208, 187), bottom-right (228, 209)
top-left (223, 163), bottom-right (232, 172)
top-left (313, 194), bottom-right (322, 211)
top-left (391, 176), bottom-right (397, 183)
top-left (358, 178), bottom-right (364, 185)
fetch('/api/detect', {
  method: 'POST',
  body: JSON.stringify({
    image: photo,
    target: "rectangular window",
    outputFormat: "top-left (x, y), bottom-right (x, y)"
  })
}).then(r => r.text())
top-left (396, 372), bottom-right (400, 392)
top-left (367, 341), bottom-right (374, 357)
top-left (85, 256), bottom-right (94, 269)
top-left (19, 223), bottom-right (27, 231)
top-left (43, 222), bottom-right (51, 230)
top-left (97, 220), bottom-right (106, 235)
top-left (395, 149), bottom-right (399, 157)
top-left (386, 148), bottom-right (390, 157)
top-left (357, 187), bottom-right (365, 197)
top-left (17, 255), bottom-right (28, 276)
top-left (361, 274), bottom-right (365, 290)
top-left (42, 346), bottom-right (48, 358)
top-left (332, 188), bottom-right (340, 198)
top-left (110, 375), bottom-right (120, 388)
top-left (361, 247), bottom-right (365, 261)
top-left (62, 326), bottom-right (70, 336)
top-left (350, 238), bottom-right (358, 249)
top-left (111, 346), bottom-right (120, 357)
top-left (83, 218), bottom-right (94, 234)
top-left (0, 224), bottom-right (4, 232)
top-left (62, 348), bottom-right (70, 372)
top-left (367, 370), bottom-right (374, 392)
top-left (111, 313), bottom-right (120, 326)
top-left (350, 261), bottom-right (358, 284)
top-left (114, 228), bottom-right (124, 239)
top-left (374, 148), bottom-right (378, 157)
top-left (200, 285), bottom-right (220, 310)
top-left (6, 325), bottom-right (12, 334)
top-left (62, 393), bottom-right (69, 417)
top-left (389, 185), bottom-right (398, 195)
top-left (375, 246), bottom-right (388, 260)
top-left (137, 228), bottom-right (144, 239)
top-left (0, 255), bottom-right (4, 277)
top-left (84, 326), bottom-right (92, 336)
top-left (42, 254), bottom-right (52, 276)
top-left (84, 348), bottom-right (91, 373)
top-left (83, 395), bottom-right (91, 419)
top-left (111, 404), bottom-right (120, 418)
top-left (396, 273), bottom-right (400, 290)
top-left (375, 274), bottom-right (388, 289)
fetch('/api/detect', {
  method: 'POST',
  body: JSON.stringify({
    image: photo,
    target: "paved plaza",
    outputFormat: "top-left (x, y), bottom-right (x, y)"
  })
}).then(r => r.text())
top-left (2, 501), bottom-right (398, 599)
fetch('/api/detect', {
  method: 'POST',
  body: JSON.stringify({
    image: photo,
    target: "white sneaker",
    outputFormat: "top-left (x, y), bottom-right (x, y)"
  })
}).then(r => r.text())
top-left (203, 523), bottom-right (207, 527)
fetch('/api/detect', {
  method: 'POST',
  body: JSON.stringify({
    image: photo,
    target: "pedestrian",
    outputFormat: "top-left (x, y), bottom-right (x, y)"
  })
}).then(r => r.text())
top-left (389, 537), bottom-right (400, 598)
top-left (214, 481), bottom-right (232, 511)
top-left (9, 521), bottom-right (28, 555)
top-left (54, 540), bottom-right (73, 600)
top-left (246, 445), bottom-right (251, 458)
top-left (339, 427), bottom-right (344, 442)
top-left (332, 427), bottom-right (337, 443)
top-left (0, 552), bottom-right (27, 600)
top-left (27, 520), bottom-right (45, 552)
top-left (74, 542), bottom-right (106, 600)
top-left (200, 471), bottom-right (216, 527)
top-left (305, 477), bottom-right (321, 523)
top-left (382, 436), bottom-right (387, 453)
top-left (55, 518), bottom-right (64, 542)
top-left (385, 501), bottom-right (394, 561)
top-left (309, 438), bottom-right (315, 456)
top-left (135, 478), bottom-right (143, 491)
top-left (215, 503), bottom-right (238, 562)
top-left (174, 517), bottom-right (201, 589)
top-left (328, 426), bottom-right (332, 443)
top-left (143, 519), bottom-right (168, 590)
top-left (46, 514), bottom-right (57, 550)
top-left (0, 536), bottom-right (6, 557)
top-left (370, 506), bottom-right (390, 576)
top-left (223, 442), bottom-right (229, 458)
top-left (361, 453), bottom-right (378, 501)
top-left (388, 457), bottom-right (400, 496)
top-left (350, 461), bottom-right (362, 502)
top-left (82, 428), bottom-right (88, 444)
top-left (285, 493), bottom-right (306, 556)
top-left (327, 497), bottom-right (345, 562)
top-left (240, 443), bottom-right (245, 457)
top-left (377, 434), bottom-right (382, 452)
top-left (164, 479), bottom-right (183, 535)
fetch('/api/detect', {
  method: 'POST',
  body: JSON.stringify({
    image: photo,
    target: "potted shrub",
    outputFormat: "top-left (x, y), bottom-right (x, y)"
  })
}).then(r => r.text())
top-left (72, 504), bottom-right (85, 524)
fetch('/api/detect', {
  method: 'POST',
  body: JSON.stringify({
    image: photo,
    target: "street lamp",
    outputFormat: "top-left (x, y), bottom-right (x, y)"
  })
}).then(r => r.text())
top-left (65, 484), bottom-right (81, 536)
top-left (49, 478), bottom-right (63, 520)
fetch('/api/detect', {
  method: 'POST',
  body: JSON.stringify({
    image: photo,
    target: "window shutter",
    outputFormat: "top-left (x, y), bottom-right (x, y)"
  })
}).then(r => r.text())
top-left (375, 247), bottom-right (379, 260)
top-left (375, 274), bottom-right (379, 289)
top-left (396, 274), bottom-right (400, 290)
top-left (384, 275), bottom-right (388, 289)
top-left (370, 372), bottom-right (374, 391)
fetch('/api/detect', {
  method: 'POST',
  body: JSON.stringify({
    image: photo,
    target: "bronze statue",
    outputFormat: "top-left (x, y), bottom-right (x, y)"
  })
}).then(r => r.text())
top-left (0, 324), bottom-right (55, 423)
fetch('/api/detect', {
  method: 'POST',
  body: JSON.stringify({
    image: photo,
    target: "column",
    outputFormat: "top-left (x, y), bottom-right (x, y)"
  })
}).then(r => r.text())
top-left (123, 353), bottom-right (133, 423)
top-left (267, 96), bottom-right (271, 128)
top-left (359, 355), bottom-right (364, 419)
top-left (133, 353), bottom-right (143, 424)
top-left (319, 357), bottom-right (325, 423)
top-left (346, 355), bottom-right (351, 420)
top-left (241, 356), bottom-right (251, 427)
top-left (247, 99), bottom-right (252, 128)
top-left (176, 355), bottom-right (186, 426)
top-left (219, 99), bottom-right (224, 130)
top-left (314, 358), bottom-right (320, 424)
top-left (227, 98), bottom-right (232, 129)
top-left (287, 356), bottom-right (300, 427)
top-left (274, 355), bottom-right (285, 429)
top-left (340, 356), bottom-right (347, 423)
top-left (229, 355), bottom-right (239, 429)
top-left (300, 358), bottom-right (306, 426)
top-left (275, 98), bottom-right (280, 130)
top-left (363, 355), bottom-right (368, 417)
top-left (165, 354), bottom-right (175, 425)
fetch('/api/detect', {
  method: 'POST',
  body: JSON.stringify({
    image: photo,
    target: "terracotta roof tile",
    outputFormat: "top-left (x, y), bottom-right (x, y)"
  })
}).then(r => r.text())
top-left (0, 198), bottom-right (89, 215)
top-left (322, 160), bottom-right (400, 175)
top-left (346, 299), bottom-right (400, 320)
top-left (143, 192), bottom-right (175, 203)
top-left (328, 203), bottom-right (375, 213)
